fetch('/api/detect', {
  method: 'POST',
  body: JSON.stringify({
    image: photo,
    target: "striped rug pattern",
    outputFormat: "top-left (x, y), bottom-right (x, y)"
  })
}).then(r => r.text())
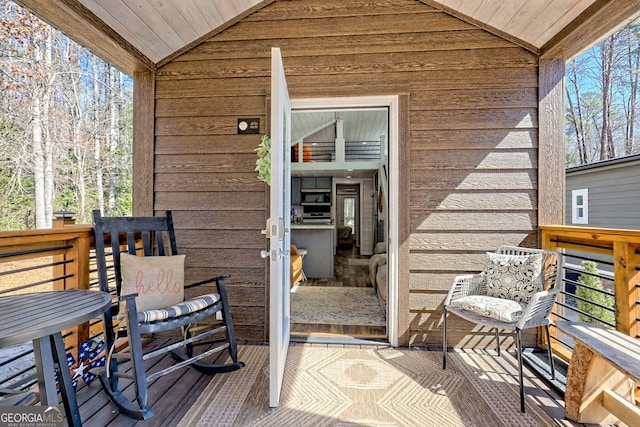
top-left (178, 345), bottom-right (556, 427)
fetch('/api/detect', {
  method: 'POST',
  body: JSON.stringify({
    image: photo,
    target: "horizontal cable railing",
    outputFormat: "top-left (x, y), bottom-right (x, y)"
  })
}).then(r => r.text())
top-left (0, 329), bottom-right (74, 392)
top-left (541, 225), bottom-right (640, 404)
top-left (554, 256), bottom-right (617, 353)
top-left (2, 223), bottom-right (639, 400)
top-left (0, 221), bottom-right (100, 395)
top-left (541, 226), bottom-right (640, 332)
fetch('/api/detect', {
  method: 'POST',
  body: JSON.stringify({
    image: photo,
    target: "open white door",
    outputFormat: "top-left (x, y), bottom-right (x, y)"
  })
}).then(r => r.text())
top-left (268, 47), bottom-right (292, 408)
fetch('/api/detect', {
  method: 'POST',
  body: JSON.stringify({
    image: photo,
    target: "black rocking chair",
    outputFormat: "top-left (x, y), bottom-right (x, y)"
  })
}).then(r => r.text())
top-left (93, 210), bottom-right (244, 420)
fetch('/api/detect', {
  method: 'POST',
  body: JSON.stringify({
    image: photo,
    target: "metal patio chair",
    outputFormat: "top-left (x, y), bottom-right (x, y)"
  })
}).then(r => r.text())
top-left (442, 245), bottom-right (562, 413)
top-left (93, 210), bottom-right (244, 420)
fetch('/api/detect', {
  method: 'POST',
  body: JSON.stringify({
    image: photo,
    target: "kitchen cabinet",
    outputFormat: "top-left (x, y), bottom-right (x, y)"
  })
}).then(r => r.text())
top-left (301, 176), bottom-right (331, 190)
top-left (301, 177), bottom-right (315, 189)
top-left (291, 177), bottom-right (301, 205)
top-left (291, 224), bottom-right (335, 278)
top-left (316, 177), bottom-right (331, 189)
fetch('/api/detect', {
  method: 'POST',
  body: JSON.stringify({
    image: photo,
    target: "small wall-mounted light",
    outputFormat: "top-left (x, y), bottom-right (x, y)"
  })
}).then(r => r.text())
top-left (237, 118), bottom-right (260, 134)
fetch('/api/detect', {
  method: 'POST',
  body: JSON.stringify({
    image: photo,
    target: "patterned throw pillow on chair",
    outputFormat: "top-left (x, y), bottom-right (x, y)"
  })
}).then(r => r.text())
top-left (450, 295), bottom-right (527, 322)
top-left (483, 252), bottom-right (543, 304)
top-left (120, 253), bottom-right (185, 312)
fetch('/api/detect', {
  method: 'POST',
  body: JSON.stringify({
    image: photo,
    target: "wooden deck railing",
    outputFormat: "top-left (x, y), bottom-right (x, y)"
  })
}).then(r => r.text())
top-left (540, 225), bottom-right (640, 361)
top-left (0, 220), bottom-right (98, 391)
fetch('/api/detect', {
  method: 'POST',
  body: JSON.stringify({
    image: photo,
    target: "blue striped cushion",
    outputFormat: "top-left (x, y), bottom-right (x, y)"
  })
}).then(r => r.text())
top-left (137, 293), bottom-right (220, 323)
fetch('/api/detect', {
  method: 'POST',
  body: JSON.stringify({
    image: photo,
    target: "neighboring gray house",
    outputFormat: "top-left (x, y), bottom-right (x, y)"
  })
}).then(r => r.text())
top-left (566, 154), bottom-right (640, 230)
top-left (563, 155), bottom-right (640, 298)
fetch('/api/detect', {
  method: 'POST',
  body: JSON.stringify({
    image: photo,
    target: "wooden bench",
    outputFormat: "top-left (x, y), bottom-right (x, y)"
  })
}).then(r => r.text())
top-left (556, 321), bottom-right (640, 426)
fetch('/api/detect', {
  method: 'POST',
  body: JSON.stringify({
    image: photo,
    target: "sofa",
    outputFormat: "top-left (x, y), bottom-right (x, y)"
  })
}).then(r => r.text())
top-left (336, 226), bottom-right (354, 247)
top-left (376, 265), bottom-right (387, 311)
top-left (368, 242), bottom-right (387, 310)
top-left (290, 244), bottom-right (303, 288)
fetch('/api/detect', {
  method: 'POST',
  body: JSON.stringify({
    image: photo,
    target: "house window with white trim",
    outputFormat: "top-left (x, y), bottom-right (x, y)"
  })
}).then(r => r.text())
top-left (572, 189), bottom-right (588, 224)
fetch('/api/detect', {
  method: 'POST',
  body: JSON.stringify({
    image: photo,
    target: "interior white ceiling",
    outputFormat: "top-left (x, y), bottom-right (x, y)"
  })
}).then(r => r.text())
top-left (291, 109), bottom-right (388, 179)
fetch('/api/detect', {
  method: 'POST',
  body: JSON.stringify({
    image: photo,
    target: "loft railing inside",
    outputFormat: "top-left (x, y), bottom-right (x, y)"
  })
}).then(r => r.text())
top-left (0, 220), bottom-right (99, 392)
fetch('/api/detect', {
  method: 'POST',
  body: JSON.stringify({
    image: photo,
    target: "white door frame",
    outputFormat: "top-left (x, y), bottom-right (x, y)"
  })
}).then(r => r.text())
top-left (291, 95), bottom-right (400, 347)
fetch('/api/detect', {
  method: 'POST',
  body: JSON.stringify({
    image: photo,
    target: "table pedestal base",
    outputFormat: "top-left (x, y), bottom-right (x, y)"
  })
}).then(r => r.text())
top-left (34, 332), bottom-right (82, 427)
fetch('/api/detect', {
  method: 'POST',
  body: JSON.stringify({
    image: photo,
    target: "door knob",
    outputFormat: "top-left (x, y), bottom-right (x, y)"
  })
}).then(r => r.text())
top-left (260, 250), bottom-right (270, 259)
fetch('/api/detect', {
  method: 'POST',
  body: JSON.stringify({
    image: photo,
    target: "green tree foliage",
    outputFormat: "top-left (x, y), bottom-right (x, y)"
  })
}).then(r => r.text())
top-left (0, 1), bottom-right (132, 229)
top-left (576, 261), bottom-right (615, 326)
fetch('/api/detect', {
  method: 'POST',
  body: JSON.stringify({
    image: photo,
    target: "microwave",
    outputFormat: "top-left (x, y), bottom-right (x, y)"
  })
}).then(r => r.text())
top-left (301, 191), bottom-right (331, 205)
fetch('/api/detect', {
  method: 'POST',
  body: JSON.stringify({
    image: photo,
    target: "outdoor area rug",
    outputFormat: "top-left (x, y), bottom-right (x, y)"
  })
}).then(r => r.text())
top-left (290, 286), bottom-right (386, 326)
top-left (177, 345), bottom-right (557, 427)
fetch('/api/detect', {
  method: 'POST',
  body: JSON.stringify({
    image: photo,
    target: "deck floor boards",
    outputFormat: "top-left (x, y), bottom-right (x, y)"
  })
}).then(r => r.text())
top-left (74, 343), bottom-right (591, 426)
top-left (77, 338), bottom-right (230, 427)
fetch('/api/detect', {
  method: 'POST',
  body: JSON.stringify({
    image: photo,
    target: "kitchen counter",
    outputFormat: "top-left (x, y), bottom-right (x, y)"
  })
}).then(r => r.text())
top-left (290, 225), bottom-right (335, 279)
top-left (291, 223), bottom-right (335, 230)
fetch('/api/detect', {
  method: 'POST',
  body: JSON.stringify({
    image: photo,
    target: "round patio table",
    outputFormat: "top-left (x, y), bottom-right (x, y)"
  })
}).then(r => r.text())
top-left (0, 290), bottom-right (112, 427)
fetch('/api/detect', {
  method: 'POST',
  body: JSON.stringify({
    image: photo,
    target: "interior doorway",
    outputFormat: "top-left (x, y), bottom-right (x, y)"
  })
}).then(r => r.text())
top-left (288, 95), bottom-right (399, 345)
top-left (336, 184), bottom-right (359, 247)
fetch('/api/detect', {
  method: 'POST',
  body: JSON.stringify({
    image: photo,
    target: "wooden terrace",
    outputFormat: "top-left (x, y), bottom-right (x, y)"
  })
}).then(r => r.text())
top-left (2, 0), bottom-right (640, 425)
top-left (1, 222), bottom-right (639, 425)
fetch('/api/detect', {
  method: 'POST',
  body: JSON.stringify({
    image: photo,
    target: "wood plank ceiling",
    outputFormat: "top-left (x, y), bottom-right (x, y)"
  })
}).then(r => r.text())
top-left (434, 0), bottom-right (597, 51)
top-left (13, 0), bottom-right (640, 75)
top-left (73, 0), bottom-right (607, 65)
top-left (77, 0), bottom-right (264, 63)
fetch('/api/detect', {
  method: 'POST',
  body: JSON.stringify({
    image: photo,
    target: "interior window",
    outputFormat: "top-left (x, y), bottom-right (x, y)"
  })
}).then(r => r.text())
top-left (343, 197), bottom-right (355, 232)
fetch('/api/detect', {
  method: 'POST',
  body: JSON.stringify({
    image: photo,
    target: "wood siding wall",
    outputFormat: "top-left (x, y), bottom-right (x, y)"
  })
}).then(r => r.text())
top-left (154, 0), bottom-right (540, 346)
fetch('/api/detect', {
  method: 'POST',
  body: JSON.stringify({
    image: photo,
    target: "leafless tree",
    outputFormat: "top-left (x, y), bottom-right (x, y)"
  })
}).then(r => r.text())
top-left (565, 20), bottom-right (640, 166)
top-left (0, 1), bottom-right (132, 230)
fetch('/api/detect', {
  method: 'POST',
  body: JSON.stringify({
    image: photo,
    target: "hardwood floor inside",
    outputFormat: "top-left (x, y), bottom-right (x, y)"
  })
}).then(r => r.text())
top-left (290, 244), bottom-right (387, 341)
